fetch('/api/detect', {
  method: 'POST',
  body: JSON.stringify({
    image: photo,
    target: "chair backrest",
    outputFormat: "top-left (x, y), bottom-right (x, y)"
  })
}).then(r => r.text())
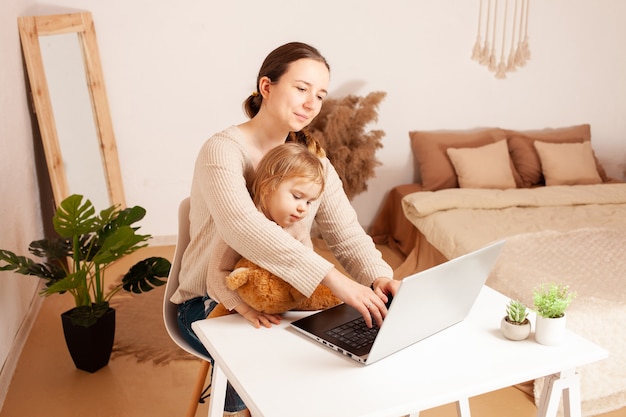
top-left (162, 197), bottom-right (210, 361)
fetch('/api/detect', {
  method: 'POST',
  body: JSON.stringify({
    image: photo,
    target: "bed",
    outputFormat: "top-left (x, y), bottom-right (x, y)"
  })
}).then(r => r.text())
top-left (370, 124), bottom-right (626, 416)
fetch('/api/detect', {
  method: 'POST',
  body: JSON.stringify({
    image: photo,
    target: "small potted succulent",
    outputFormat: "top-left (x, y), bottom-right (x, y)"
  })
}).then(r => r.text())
top-left (533, 283), bottom-right (576, 346)
top-left (500, 299), bottom-right (531, 341)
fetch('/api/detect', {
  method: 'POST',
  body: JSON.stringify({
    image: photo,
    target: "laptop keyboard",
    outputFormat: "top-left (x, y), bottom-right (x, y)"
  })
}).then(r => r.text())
top-left (325, 317), bottom-right (380, 350)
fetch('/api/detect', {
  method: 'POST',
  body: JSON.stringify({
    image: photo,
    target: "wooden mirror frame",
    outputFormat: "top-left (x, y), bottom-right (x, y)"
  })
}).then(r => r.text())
top-left (18, 12), bottom-right (126, 208)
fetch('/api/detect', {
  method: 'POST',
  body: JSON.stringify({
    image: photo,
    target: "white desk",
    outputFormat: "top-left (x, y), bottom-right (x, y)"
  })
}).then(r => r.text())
top-left (192, 286), bottom-right (607, 417)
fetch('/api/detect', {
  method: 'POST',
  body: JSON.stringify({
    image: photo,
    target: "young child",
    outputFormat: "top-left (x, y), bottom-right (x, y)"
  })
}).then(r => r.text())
top-left (206, 142), bottom-right (326, 327)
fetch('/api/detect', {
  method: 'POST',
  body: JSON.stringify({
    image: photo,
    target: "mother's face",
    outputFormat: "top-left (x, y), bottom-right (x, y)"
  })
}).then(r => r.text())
top-left (260, 58), bottom-right (330, 132)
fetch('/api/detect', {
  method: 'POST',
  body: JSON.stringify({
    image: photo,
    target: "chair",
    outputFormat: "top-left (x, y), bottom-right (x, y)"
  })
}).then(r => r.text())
top-left (163, 197), bottom-right (212, 417)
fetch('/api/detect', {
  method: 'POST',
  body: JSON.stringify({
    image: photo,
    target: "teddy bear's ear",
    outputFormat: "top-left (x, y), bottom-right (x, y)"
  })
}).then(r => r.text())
top-left (226, 267), bottom-right (250, 290)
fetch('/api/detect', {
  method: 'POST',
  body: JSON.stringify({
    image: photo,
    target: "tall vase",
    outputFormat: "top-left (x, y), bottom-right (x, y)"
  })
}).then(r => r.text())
top-left (534, 314), bottom-right (566, 346)
top-left (61, 307), bottom-right (116, 373)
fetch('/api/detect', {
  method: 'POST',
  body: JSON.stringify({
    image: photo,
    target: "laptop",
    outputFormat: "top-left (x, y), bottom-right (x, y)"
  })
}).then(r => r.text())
top-left (291, 240), bottom-right (504, 365)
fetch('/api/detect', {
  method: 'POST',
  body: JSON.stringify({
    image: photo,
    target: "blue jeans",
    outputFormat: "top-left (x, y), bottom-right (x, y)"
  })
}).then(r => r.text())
top-left (177, 295), bottom-right (247, 413)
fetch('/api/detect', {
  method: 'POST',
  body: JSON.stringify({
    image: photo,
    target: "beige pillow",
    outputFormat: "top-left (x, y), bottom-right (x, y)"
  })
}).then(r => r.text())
top-left (533, 141), bottom-right (602, 186)
top-left (446, 140), bottom-right (517, 189)
top-left (505, 124), bottom-right (608, 186)
top-left (409, 128), bottom-right (522, 190)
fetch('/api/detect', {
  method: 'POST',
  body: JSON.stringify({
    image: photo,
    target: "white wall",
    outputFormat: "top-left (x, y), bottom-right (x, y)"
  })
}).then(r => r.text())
top-left (0, 0), bottom-right (45, 405)
top-left (11, 0), bottom-right (622, 242)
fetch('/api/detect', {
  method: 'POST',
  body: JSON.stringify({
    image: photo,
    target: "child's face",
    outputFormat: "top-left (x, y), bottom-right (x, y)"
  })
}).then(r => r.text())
top-left (265, 177), bottom-right (322, 228)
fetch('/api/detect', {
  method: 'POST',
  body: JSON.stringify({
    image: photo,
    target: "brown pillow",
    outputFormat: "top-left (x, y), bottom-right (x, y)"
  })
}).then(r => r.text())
top-left (409, 128), bottom-right (522, 191)
top-left (447, 140), bottom-right (518, 189)
top-left (505, 124), bottom-right (608, 187)
top-left (533, 141), bottom-right (602, 186)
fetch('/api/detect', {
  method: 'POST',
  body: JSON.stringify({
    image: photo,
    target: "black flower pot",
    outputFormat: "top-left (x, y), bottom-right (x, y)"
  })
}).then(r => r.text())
top-left (61, 307), bottom-right (116, 373)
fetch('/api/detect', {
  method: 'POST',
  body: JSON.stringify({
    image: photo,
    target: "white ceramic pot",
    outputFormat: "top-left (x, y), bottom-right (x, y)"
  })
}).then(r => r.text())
top-left (500, 317), bottom-right (531, 341)
top-left (535, 315), bottom-right (566, 346)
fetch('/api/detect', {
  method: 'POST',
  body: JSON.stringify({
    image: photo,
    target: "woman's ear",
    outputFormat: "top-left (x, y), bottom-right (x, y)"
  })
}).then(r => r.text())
top-left (259, 76), bottom-right (272, 98)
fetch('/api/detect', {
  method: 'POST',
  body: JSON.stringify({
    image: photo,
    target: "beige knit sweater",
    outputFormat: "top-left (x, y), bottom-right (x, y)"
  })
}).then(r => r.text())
top-left (170, 126), bottom-right (393, 305)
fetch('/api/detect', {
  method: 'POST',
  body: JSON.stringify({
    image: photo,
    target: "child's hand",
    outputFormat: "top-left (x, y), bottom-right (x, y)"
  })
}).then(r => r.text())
top-left (233, 302), bottom-right (282, 328)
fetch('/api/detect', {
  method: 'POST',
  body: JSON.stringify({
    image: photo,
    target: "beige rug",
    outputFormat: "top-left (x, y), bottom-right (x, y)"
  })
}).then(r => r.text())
top-left (111, 285), bottom-right (198, 365)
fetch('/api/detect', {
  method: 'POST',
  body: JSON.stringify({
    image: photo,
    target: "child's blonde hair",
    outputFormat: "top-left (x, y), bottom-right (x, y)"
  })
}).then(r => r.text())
top-left (252, 143), bottom-right (325, 215)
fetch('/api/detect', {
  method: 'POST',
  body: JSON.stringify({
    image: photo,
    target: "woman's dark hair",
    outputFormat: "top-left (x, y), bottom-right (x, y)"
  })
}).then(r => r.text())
top-left (243, 42), bottom-right (329, 157)
top-left (243, 42), bottom-right (330, 119)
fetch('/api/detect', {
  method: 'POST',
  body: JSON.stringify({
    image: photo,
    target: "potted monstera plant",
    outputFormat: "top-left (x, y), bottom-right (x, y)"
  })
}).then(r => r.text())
top-left (0, 194), bottom-right (171, 372)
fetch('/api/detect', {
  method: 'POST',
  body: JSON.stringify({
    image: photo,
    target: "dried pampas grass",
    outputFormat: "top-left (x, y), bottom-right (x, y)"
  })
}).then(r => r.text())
top-left (308, 91), bottom-right (386, 200)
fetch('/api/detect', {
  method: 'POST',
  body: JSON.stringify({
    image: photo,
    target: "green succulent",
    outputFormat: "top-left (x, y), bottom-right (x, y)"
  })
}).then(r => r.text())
top-left (505, 299), bottom-right (529, 324)
top-left (533, 283), bottom-right (576, 319)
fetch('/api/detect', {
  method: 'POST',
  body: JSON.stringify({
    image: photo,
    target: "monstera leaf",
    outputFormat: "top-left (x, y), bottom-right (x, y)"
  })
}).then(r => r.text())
top-left (0, 194), bottom-right (170, 326)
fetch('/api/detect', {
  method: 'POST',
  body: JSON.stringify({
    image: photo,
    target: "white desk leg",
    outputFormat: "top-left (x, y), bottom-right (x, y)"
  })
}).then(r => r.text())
top-left (561, 370), bottom-right (582, 417)
top-left (536, 370), bottom-right (581, 417)
top-left (456, 398), bottom-right (471, 417)
top-left (207, 363), bottom-right (227, 417)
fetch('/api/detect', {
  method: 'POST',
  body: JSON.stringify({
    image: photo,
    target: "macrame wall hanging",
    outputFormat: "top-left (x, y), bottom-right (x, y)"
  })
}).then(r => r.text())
top-left (471, 0), bottom-right (530, 79)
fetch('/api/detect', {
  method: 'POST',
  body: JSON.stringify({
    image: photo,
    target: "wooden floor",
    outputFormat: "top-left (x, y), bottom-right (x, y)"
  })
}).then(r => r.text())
top-left (1, 244), bottom-right (624, 417)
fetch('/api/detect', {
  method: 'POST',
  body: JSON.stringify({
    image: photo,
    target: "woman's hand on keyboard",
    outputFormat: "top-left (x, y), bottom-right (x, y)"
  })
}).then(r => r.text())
top-left (322, 268), bottom-right (387, 328)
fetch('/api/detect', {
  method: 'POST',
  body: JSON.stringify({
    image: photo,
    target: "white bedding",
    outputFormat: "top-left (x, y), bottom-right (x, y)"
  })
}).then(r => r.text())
top-left (401, 183), bottom-right (626, 260)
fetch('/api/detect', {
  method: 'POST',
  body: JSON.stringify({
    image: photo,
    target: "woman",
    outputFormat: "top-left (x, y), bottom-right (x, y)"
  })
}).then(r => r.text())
top-left (171, 41), bottom-right (399, 416)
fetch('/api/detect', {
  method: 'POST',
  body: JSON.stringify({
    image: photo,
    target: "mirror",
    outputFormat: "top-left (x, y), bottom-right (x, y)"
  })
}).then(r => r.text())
top-left (18, 12), bottom-right (126, 209)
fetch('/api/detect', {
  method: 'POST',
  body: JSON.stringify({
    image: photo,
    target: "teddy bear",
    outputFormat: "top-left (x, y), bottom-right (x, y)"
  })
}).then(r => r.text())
top-left (207, 257), bottom-right (341, 318)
